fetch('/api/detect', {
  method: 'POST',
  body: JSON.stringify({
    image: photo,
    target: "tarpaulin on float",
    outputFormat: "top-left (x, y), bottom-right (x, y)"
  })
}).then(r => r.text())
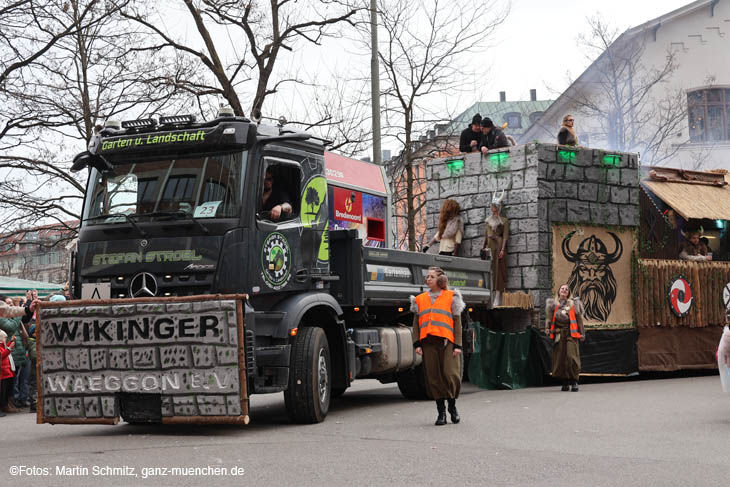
top-left (468, 325), bottom-right (546, 390)
top-left (580, 329), bottom-right (639, 375)
top-left (638, 325), bottom-right (723, 371)
top-left (468, 326), bottom-right (640, 387)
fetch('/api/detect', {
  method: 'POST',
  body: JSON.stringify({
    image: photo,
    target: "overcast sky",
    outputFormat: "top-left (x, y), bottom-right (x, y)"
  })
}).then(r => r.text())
top-left (468, 0), bottom-right (693, 104)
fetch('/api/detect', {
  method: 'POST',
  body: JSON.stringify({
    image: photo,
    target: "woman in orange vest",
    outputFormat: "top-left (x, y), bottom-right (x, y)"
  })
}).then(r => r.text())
top-left (411, 267), bottom-right (464, 425)
top-left (545, 284), bottom-right (586, 391)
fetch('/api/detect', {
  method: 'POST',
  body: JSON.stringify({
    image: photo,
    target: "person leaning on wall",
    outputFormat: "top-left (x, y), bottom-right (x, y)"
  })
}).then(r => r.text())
top-left (459, 113), bottom-right (482, 153)
top-left (478, 117), bottom-right (509, 153)
top-left (557, 114), bottom-right (578, 146)
top-left (423, 199), bottom-right (463, 256)
top-left (411, 267), bottom-right (464, 426)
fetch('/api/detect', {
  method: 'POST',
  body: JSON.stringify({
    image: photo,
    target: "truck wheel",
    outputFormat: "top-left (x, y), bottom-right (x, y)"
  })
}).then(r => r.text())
top-left (331, 387), bottom-right (347, 399)
top-left (284, 327), bottom-right (331, 423)
top-left (396, 364), bottom-right (429, 400)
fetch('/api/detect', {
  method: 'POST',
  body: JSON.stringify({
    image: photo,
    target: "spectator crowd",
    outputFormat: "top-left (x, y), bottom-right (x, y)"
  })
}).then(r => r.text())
top-left (0, 286), bottom-right (71, 417)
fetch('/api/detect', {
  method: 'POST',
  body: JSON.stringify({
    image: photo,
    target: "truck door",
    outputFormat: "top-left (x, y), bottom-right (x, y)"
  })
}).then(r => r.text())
top-left (253, 152), bottom-right (328, 294)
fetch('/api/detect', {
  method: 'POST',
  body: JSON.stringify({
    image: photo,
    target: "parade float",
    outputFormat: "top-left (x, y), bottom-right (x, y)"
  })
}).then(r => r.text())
top-left (426, 144), bottom-right (729, 380)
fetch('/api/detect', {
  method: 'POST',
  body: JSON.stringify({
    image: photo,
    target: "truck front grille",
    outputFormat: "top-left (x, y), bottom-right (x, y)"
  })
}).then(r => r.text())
top-left (103, 272), bottom-right (215, 298)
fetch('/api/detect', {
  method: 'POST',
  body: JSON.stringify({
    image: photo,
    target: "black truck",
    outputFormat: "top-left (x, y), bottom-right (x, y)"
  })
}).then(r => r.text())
top-left (65, 110), bottom-right (491, 423)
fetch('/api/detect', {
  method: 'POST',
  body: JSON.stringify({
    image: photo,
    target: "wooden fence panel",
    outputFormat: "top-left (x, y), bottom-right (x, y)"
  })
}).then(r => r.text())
top-left (636, 259), bottom-right (730, 328)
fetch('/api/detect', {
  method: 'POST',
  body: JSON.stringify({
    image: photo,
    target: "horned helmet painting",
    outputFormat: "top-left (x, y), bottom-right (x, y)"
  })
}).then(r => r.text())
top-left (561, 231), bottom-right (623, 321)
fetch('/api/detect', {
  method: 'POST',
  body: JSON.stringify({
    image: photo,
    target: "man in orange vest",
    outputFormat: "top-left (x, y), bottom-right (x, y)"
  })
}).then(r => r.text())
top-left (545, 284), bottom-right (586, 391)
top-left (411, 267), bottom-right (464, 425)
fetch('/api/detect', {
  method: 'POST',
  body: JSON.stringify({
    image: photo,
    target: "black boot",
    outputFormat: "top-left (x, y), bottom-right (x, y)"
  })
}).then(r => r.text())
top-left (571, 380), bottom-right (579, 392)
top-left (447, 398), bottom-right (460, 424)
top-left (561, 380), bottom-right (569, 392)
top-left (435, 399), bottom-right (447, 426)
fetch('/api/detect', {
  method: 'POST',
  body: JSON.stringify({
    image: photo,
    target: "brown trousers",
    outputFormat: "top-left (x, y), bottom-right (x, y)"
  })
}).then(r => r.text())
top-left (551, 327), bottom-right (581, 381)
top-left (421, 336), bottom-right (461, 400)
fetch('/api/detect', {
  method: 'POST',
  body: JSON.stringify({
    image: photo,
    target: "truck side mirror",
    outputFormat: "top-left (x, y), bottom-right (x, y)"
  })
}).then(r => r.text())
top-left (71, 151), bottom-right (113, 173)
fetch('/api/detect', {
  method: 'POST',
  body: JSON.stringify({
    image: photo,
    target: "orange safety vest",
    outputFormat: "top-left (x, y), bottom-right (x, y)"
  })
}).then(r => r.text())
top-left (415, 290), bottom-right (455, 343)
top-left (550, 303), bottom-right (581, 339)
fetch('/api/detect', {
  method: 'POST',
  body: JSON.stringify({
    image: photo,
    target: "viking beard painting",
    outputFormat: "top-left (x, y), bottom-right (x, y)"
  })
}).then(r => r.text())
top-left (562, 231), bottom-right (623, 322)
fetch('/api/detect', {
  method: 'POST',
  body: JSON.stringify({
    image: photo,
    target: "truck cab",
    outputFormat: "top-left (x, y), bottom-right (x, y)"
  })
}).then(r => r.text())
top-left (74, 114), bottom-right (330, 301)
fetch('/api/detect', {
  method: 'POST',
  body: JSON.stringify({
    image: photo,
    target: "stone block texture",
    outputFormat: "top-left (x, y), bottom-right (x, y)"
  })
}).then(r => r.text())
top-left (38, 299), bottom-right (243, 420)
top-left (427, 143), bottom-right (639, 320)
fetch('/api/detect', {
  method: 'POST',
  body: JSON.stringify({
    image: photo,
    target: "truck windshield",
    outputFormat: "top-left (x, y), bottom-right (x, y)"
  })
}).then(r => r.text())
top-left (83, 151), bottom-right (245, 224)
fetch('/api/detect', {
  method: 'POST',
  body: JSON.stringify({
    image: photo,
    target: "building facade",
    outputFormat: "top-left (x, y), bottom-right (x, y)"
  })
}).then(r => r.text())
top-left (522, 0), bottom-right (730, 170)
top-left (0, 222), bottom-right (78, 284)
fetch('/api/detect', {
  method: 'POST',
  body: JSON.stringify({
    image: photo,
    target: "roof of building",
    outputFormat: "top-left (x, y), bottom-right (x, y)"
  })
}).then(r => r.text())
top-left (642, 166), bottom-right (730, 220)
top-left (445, 100), bottom-right (554, 136)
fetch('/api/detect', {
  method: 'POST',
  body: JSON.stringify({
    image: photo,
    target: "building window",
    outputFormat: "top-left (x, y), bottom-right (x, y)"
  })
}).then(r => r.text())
top-left (503, 112), bottom-right (522, 129)
top-left (687, 88), bottom-right (730, 143)
top-left (529, 111), bottom-right (544, 124)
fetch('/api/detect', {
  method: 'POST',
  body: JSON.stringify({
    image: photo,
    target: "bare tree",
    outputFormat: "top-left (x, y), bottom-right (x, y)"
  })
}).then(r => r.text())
top-left (387, 129), bottom-right (460, 250)
top-left (122, 0), bottom-right (362, 118)
top-left (565, 15), bottom-right (692, 165)
top-left (285, 75), bottom-right (373, 156)
top-left (0, 0), bottom-right (184, 235)
top-left (373, 0), bottom-right (508, 250)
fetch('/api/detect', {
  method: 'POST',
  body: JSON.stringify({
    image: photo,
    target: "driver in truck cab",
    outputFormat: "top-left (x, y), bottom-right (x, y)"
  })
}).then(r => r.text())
top-left (260, 168), bottom-right (292, 221)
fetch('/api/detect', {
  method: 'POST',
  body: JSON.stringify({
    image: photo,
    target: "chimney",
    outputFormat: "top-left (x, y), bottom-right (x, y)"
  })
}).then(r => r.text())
top-left (499, 91), bottom-right (506, 102)
top-left (530, 89), bottom-right (537, 101)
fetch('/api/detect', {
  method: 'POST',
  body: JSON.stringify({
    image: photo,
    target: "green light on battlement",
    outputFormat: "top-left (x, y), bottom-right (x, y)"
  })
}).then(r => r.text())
top-left (446, 158), bottom-right (464, 175)
top-left (558, 149), bottom-right (576, 164)
top-left (489, 152), bottom-right (510, 167)
top-left (602, 154), bottom-right (621, 167)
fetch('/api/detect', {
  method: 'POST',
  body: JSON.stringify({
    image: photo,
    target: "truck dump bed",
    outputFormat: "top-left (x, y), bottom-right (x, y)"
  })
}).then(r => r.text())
top-left (328, 230), bottom-right (491, 308)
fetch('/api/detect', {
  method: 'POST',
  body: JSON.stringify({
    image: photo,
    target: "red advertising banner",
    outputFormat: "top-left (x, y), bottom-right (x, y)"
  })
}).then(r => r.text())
top-left (333, 186), bottom-right (363, 224)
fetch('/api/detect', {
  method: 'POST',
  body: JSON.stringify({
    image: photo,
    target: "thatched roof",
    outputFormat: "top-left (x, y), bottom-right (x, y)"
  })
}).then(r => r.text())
top-left (643, 167), bottom-right (730, 221)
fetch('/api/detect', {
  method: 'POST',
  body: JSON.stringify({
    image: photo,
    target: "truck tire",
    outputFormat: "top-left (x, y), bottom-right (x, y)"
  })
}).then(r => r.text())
top-left (284, 327), bottom-right (331, 423)
top-left (396, 364), bottom-right (429, 400)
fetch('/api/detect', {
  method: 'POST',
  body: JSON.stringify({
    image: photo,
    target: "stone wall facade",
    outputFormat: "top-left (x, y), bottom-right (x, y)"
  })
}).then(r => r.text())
top-left (426, 143), bottom-right (639, 318)
top-left (39, 299), bottom-right (243, 421)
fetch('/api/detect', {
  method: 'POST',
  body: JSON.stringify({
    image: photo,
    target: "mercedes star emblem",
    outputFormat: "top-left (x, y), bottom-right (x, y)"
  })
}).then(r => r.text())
top-left (140, 239), bottom-right (148, 248)
top-left (129, 272), bottom-right (158, 297)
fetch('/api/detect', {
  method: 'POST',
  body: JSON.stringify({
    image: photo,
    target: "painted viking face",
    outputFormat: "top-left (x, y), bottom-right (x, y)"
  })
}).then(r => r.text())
top-left (562, 232), bottom-right (623, 322)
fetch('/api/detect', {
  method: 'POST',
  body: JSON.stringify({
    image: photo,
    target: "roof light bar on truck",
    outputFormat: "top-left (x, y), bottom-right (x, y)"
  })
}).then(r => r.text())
top-left (121, 118), bottom-right (156, 129)
top-left (159, 114), bottom-right (196, 125)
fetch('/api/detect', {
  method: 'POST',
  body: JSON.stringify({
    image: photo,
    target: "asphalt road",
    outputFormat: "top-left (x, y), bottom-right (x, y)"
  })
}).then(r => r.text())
top-left (1, 375), bottom-right (728, 486)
